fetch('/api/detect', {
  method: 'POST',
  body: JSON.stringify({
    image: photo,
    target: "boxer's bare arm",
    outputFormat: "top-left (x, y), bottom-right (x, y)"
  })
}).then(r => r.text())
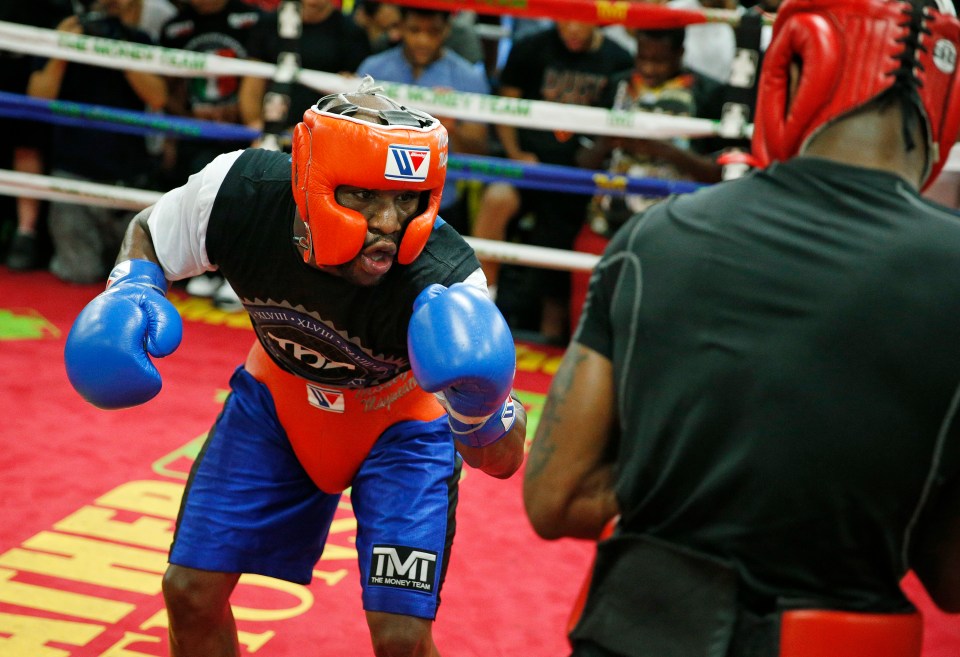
top-left (117, 206), bottom-right (160, 265)
top-left (524, 343), bottom-right (620, 540)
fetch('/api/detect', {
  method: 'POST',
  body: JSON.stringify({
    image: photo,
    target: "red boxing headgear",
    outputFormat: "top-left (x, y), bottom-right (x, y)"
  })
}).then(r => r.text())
top-left (292, 92), bottom-right (448, 266)
top-left (752, 0), bottom-right (960, 188)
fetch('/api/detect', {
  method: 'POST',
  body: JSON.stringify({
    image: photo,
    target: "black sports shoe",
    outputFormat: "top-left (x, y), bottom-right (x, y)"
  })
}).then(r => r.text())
top-left (5, 231), bottom-right (39, 271)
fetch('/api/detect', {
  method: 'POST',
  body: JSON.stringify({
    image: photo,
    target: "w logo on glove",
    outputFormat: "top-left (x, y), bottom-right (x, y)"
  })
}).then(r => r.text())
top-left (444, 394), bottom-right (517, 448)
top-left (499, 396), bottom-right (516, 431)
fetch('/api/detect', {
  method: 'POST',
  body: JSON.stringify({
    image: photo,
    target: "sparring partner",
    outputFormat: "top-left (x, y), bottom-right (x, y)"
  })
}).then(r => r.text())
top-left (524, 1), bottom-right (960, 656)
top-left (63, 80), bottom-right (526, 657)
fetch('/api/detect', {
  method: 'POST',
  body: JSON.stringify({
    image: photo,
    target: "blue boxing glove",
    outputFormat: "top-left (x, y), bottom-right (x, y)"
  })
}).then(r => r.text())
top-left (64, 259), bottom-right (183, 409)
top-left (408, 283), bottom-right (517, 448)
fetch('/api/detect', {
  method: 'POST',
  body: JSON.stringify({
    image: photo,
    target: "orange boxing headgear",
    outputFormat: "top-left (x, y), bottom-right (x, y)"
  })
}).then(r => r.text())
top-left (292, 91), bottom-right (448, 266)
top-left (752, 0), bottom-right (960, 188)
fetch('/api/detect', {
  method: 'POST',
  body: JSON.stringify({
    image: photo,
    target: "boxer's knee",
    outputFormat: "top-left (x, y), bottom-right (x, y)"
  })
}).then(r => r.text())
top-left (366, 610), bottom-right (437, 657)
top-left (162, 564), bottom-right (238, 628)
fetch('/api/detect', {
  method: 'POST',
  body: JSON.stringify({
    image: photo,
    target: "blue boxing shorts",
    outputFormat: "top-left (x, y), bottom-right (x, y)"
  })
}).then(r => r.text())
top-left (170, 366), bottom-right (461, 619)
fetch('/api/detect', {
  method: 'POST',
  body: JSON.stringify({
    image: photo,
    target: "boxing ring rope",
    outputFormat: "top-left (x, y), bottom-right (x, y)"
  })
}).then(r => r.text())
top-left (0, 89), bottom-right (706, 195)
top-left (385, 0), bottom-right (750, 29)
top-left (0, 168), bottom-right (602, 271)
top-left (0, 20), bottom-right (733, 140)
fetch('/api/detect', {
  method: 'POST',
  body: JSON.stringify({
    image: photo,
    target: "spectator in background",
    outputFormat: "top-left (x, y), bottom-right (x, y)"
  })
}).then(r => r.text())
top-left (136, 0), bottom-right (178, 41)
top-left (358, 7), bottom-right (490, 235)
top-left (445, 11), bottom-right (485, 67)
top-left (27, 0), bottom-right (167, 284)
top-left (355, 1), bottom-right (484, 67)
top-left (353, 1), bottom-right (402, 54)
top-left (600, 1), bottom-right (738, 84)
top-left (0, 0), bottom-right (71, 271)
top-left (159, 0), bottom-right (262, 186)
top-left (569, 26), bottom-right (725, 332)
top-left (160, 0), bottom-right (262, 309)
top-left (669, 0), bottom-right (739, 83)
top-left (579, 28), bottom-right (725, 214)
top-left (472, 20), bottom-right (632, 343)
top-left (239, 0), bottom-right (371, 140)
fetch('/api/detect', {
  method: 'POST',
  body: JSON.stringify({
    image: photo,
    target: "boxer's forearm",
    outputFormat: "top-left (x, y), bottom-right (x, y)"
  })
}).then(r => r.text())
top-left (456, 396), bottom-right (526, 478)
top-left (117, 206), bottom-right (160, 266)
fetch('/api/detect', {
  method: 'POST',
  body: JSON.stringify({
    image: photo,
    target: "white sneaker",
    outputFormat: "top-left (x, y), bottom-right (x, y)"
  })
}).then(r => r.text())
top-left (185, 273), bottom-right (222, 298)
top-left (213, 280), bottom-right (243, 312)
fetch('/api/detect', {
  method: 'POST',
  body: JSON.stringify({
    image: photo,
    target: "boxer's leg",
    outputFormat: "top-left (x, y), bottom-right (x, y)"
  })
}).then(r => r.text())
top-left (353, 416), bottom-right (459, 656)
top-left (166, 367), bottom-right (341, 654)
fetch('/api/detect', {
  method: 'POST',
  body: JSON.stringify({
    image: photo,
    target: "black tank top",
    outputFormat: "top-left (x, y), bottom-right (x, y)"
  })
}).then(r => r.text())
top-left (205, 148), bottom-right (480, 388)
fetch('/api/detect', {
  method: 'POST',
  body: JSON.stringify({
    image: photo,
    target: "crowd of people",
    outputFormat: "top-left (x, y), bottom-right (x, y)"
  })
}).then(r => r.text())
top-left (0, 0), bottom-right (766, 344)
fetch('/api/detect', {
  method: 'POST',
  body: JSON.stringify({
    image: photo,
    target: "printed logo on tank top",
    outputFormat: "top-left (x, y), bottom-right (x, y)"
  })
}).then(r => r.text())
top-left (246, 300), bottom-right (405, 388)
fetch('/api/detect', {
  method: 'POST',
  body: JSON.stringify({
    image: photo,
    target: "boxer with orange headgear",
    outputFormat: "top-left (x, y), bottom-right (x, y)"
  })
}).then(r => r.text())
top-left (291, 88), bottom-right (448, 267)
top-left (525, 2), bottom-right (960, 656)
top-left (64, 78), bottom-right (526, 657)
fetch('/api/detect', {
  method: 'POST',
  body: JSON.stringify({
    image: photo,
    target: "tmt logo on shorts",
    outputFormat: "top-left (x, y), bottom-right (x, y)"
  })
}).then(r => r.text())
top-left (385, 145), bottom-right (430, 181)
top-left (368, 545), bottom-right (438, 593)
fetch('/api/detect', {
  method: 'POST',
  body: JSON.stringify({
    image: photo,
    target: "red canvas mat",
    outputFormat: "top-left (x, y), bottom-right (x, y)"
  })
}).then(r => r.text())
top-left (0, 269), bottom-right (956, 656)
top-left (0, 270), bottom-right (590, 657)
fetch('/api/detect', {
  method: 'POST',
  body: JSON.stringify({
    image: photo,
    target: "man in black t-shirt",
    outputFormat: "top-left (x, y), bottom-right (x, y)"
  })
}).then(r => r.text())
top-left (525, 2), bottom-right (960, 656)
top-left (472, 21), bottom-right (633, 344)
top-left (159, 0), bottom-right (262, 185)
top-left (238, 0), bottom-right (372, 142)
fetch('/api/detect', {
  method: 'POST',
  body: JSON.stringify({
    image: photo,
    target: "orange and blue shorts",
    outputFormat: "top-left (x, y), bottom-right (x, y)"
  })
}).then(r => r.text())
top-left (170, 343), bottom-right (459, 619)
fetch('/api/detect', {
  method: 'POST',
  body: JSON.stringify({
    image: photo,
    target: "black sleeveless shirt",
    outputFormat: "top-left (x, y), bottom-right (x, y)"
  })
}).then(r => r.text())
top-left (205, 148), bottom-right (480, 388)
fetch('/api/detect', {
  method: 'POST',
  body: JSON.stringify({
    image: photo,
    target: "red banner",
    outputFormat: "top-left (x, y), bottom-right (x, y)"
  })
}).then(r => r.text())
top-left (388, 0), bottom-right (708, 29)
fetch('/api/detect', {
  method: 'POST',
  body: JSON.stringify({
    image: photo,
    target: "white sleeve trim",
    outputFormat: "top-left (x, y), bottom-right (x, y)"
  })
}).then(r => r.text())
top-left (462, 267), bottom-right (490, 297)
top-left (147, 150), bottom-right (245, 281)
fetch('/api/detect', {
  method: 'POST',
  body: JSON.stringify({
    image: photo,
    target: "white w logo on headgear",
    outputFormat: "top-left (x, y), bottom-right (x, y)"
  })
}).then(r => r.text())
top-left (385, 145), bottom-right (430, 181)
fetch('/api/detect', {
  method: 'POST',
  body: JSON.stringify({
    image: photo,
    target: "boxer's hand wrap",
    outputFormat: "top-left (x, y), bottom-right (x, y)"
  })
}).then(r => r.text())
top-left (439, 391), bottom-right (518, 449)
top-left (408, 283), bottom-right (517, 447)
top-left (64, 259), bottom-right (183, 409)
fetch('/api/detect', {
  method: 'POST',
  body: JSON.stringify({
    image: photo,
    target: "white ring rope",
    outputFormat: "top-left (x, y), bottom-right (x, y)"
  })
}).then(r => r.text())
top-left (0, 20), bottom-right (725, 140)
top-left (0, 170), bottom-right (161, 210)
top-left (0, 169), bottom-right (601, 272)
